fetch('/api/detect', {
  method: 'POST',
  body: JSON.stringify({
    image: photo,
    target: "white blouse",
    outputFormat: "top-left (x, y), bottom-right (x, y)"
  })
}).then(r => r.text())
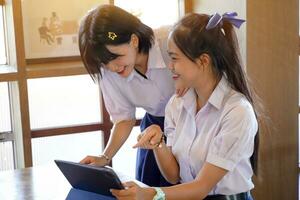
top-left (100, 26), bottom-right (175, 123)
top-left (164, 76), bottom-right (258, 195)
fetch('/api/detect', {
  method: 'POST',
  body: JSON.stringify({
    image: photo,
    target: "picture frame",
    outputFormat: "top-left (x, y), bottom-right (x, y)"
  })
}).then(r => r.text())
top-left (21, 0), bottom-right (112, 64)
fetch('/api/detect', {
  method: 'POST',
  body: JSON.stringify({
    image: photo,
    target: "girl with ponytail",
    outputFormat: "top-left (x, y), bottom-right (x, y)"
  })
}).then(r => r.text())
top-left (111, 12), bottom-right (259, 200)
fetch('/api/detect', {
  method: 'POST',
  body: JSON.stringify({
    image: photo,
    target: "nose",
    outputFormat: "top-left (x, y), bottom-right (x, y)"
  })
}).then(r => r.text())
top-left (168, 61), bottom-right (174, 70)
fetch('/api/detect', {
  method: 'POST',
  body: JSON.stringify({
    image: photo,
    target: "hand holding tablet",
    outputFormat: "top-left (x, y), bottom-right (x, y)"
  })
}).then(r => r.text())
top-left (55, 160), bottom-right (124, 197)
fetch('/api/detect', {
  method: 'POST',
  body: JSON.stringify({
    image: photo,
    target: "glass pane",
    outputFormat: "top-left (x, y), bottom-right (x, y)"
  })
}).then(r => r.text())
top-left (115, 0), bottom-right (179, 28)
top-left (0, 82), bottom-right (11, 132)
top-left (28, 75), bottom-right (102, 129)
top-left (0, 141), bottom-right (14, 171)
top-left (0, 7), bottom-right (6, 65)
top-left (112, 126), bottom-right (140, 178)
top-left (32, 131), bottom-right (103, 166)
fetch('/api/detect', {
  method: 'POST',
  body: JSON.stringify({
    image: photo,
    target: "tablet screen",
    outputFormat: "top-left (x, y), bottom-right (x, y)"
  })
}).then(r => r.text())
top-left (55, 160), bottom-right (124, 197)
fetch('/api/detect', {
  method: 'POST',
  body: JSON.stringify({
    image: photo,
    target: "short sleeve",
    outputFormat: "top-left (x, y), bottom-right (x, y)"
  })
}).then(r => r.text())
top-left (206, 102), bottom-right (258, 171)
top-left (164, 95), bottom-right (179, 146)
top-left (100, 76), bottom-right (136, 123)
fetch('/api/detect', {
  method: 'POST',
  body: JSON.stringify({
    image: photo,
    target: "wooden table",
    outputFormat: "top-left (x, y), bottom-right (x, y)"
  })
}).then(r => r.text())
top-left (0, 164), bottom-right (141, 200)
top-left (0, 164), bottom-right (72, 200)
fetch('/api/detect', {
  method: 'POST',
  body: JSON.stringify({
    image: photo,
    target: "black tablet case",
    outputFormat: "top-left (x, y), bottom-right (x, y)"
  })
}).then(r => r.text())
top-left (55, 160), bottom-right (124, 197)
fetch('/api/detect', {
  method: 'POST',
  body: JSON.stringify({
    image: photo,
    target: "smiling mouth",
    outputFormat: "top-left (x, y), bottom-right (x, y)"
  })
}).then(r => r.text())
top-left (172, 74), bottom-right (180, 80)
top-left (117, 66), bottom-right (127, 75)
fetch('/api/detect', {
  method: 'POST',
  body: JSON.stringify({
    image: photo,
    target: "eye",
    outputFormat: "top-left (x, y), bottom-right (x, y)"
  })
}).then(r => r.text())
top-left (109, 54), bottom-right (123, 61)
top-left (109, 56), bottom-right (116, 61)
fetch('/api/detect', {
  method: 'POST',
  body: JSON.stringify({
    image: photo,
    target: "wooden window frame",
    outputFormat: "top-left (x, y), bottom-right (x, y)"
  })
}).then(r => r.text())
top-left (0, 0), bottom-right (191, 168)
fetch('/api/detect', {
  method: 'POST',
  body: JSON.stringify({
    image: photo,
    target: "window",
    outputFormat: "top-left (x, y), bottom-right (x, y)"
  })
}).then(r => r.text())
top-left (0, 142), bottom-right (14, 170)
top-left (0, 82), bottom-right (11, 132)
top-left (32, 131), bottom-right (104, 165)
top-left (0, 82), bottom-right (14, 171)
top-left (28, 75), bottom-right (102, 129)
top-left (113, 127), bottom-right (140, 178)
top-left (0, 6), bottom-right (6, 65)
top-left (27, 75), bottom-right (104, 166)
top-left (0, 0), bottom-right (184, 171)
top-left (0, 3), bottom-right (15, 171)
top-left (114, 0), bottom-right (179, 28)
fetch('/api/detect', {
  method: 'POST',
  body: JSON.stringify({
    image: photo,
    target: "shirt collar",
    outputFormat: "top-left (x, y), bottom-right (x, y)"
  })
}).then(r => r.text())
top-left (181, 76), bottom-right (231, 115)
top-left (181, 88), bottom-right (197, 116)
top-left (207, 76), bottom-right (231, 110)
top-left (125, 40), bottom-right (167, 82)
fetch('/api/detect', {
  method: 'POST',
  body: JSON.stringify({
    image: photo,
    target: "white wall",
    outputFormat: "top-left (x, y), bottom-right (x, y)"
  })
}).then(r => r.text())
top-left (193, 0), bottom-right (246, 66)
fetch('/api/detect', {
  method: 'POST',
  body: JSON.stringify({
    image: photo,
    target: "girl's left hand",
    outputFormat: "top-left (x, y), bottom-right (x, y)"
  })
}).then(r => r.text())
top-left (111, 181), bottom-right (152, 200)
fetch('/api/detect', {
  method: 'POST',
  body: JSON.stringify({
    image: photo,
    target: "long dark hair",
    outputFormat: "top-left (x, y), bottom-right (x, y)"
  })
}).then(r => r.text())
top-left (78, 4), bottom-right (154, 81)
top-left (170, 13), bottom-right (260, 174)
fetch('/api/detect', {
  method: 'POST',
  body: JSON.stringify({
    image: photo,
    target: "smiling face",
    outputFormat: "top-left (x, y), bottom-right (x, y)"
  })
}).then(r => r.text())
top-left (104, 34), bottom-right (139, 77)
top-left (167, 36), bottom-right (215, 90)
top-left (167, 37), bottom-right (202, 88)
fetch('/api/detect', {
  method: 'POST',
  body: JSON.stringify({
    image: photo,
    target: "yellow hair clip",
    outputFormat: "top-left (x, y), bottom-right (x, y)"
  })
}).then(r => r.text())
top-left (108, 32), bottom-right (117, 40)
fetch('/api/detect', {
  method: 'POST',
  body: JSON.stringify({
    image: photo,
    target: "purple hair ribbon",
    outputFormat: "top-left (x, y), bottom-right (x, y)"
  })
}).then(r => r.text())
top-left (205, 12), bottom-right (245, 30)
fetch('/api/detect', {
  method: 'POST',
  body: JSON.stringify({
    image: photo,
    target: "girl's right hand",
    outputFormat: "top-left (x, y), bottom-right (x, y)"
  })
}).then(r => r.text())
top-left (133, 125), bottom-right (164, 149)
top-left (79, 155), bottom-right (110, 166)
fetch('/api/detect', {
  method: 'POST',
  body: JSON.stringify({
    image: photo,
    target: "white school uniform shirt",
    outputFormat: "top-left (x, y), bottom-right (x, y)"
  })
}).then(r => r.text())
top-left (99, 26), bottom-right (175, 123)
top-left (164, 76), bottom-right (258, 195)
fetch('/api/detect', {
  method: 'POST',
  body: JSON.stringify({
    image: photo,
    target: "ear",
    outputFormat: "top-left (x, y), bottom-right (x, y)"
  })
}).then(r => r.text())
top-left (195, 53), bottom-right (211, 69)
top-left (130, 34), bottom-right (139, 49)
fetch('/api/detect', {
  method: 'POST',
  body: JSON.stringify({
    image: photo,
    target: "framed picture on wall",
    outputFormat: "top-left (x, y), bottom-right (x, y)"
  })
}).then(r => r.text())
top-left (21, 0), bottom-right (111, 64)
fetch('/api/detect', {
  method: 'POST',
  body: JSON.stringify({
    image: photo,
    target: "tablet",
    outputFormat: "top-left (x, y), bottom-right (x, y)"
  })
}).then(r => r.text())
top-left (55, 160), bottom-right (124, 197)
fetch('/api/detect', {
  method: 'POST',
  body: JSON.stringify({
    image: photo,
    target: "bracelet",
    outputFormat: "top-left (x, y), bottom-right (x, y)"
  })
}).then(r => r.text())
top-left (99, 154), bottom-right (111, 163)
top-left (153, 187), bottom-right (165, 200)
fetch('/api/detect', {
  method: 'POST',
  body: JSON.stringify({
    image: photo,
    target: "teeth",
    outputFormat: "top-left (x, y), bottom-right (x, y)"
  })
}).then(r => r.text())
top-left (118, 69), bottom-right (125, 73)
top-left (117, 66), bottom-right (126, 73)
